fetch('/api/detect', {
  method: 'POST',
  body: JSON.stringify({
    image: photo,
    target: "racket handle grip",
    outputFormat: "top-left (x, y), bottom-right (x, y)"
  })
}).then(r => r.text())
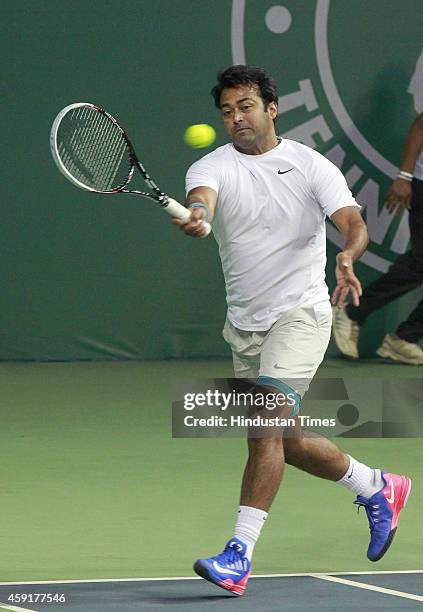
top-left (163, 198), bottom-right (211, 237)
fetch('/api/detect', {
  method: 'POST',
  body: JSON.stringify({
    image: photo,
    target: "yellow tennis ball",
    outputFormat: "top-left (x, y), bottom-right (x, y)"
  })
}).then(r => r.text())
top-left (184, 124), bottom-right (216, 149)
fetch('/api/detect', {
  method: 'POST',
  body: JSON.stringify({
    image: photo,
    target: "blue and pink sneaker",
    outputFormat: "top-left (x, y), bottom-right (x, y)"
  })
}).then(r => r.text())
top-left (193, 538), bottom-right (251, 596)
top-left (354, 471), bottom-right (412, 561)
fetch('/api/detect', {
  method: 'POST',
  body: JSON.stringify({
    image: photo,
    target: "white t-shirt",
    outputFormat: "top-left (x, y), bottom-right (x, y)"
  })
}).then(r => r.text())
top-left (185, 139), bottom-right (360, 331)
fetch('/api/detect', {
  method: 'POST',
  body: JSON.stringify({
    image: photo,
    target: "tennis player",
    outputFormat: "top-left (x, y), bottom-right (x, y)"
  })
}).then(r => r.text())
top-left (173, 65), bottom-right (412, 596)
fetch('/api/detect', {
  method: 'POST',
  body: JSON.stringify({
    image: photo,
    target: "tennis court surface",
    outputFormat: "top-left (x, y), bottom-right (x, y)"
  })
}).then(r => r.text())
top-left (1, 571), bottom-right (423, 611)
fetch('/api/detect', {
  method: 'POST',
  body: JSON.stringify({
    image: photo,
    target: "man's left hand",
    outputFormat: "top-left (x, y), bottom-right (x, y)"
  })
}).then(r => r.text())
top-left (331, 251), bottom-right (362, 308)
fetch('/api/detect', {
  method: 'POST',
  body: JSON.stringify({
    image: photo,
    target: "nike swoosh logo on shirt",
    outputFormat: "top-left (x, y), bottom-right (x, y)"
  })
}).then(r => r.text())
top-left (278, 168), bottom-right (294, 174)
top-left (385, 480), bottom-right (395, 504)
top-left (212, 561), bottom-right (241, 576)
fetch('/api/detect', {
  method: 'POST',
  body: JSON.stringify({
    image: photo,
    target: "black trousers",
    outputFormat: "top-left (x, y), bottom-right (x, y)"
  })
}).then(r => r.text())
top-left (347, 178), bottom-right (423, 343)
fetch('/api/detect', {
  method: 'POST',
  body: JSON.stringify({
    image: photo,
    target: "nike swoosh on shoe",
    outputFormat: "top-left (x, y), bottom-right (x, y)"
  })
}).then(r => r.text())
top-left (212, 561), bottom-right (241, 576)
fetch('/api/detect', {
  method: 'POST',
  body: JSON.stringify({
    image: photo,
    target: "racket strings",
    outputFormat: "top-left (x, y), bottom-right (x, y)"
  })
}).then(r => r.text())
top-left (74, 107), bottom-right (129, 190)
top-left (84, 108), bottom-right (124, 188)
top-left (59, 107), bottom-right (99, 178)
top-left (60, 107), bottom-right (103, 183)
top-left (72, 107), bottom-right (106, 180)
top-left (69, 107), bottom-right (127, 189)
top-left (57, 107), bottom-right (131, 191)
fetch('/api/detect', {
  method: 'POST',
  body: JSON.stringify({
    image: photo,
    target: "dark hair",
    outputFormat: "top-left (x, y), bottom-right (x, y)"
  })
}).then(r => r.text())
top-left (211, 65), bottom-right (278, 112)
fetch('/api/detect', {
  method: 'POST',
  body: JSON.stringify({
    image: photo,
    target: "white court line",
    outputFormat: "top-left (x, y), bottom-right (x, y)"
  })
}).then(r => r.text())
top-left (311, 574), bottom-right (423, 603)
top-left (0, 569), bottom-right (422, 586)
top-left (0, 603), bottom-right (37, 612)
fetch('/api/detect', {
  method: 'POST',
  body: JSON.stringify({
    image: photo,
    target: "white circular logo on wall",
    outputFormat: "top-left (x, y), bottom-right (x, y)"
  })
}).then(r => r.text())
top-left (231, 0), bottom-right (422, 272)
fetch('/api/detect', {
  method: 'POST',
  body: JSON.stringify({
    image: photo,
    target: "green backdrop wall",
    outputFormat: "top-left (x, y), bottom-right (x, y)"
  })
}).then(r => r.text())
top-left (2, 0), bottom-right (422, 360)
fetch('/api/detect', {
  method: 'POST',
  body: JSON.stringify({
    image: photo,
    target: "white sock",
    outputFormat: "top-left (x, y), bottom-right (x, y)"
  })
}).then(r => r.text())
top-left (337, 455), bottom-right (384, 498)
top-left (233, 505), bottom-right (268, 561)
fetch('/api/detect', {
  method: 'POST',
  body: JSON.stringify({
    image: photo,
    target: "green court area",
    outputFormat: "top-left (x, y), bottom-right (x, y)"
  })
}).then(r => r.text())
top-left (0, 360), bottom-right (422, 583)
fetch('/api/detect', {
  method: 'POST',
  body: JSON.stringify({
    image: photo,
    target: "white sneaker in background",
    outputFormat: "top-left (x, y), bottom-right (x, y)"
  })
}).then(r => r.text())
top-left (332, 306), bottom-right (360, 359)
top-left (376, 334), bottom-right (423, 365)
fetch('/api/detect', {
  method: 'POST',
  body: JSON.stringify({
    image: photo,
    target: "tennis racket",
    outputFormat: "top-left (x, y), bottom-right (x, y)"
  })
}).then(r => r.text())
top-left (50, 102), bottom-right (211, 236)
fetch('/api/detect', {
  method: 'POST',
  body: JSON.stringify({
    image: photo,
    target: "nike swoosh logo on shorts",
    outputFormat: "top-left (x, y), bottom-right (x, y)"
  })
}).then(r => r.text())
top-left (278, 168), bottom-right (294, 174)
top-left (212, 561), bottom-right (241, 576)
top-left (273, 363), bottom-right (284, 369)
top-left (386, 480), bottom-right (395, 504)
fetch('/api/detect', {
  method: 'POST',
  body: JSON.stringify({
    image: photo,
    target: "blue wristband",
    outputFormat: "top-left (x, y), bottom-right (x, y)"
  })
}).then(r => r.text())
top-left (187, 202), bottom-right (210, 223)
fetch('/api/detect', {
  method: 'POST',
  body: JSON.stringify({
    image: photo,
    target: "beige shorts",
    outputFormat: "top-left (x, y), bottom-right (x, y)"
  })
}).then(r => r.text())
top-left (223, 306), bottom-right (332, 415)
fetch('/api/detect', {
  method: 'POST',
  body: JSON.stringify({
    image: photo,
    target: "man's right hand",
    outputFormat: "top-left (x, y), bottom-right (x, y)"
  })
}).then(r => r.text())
top-left (385, 178), bottom-right (412, 214)
top-left (172, 206), bottom-right (209, 237)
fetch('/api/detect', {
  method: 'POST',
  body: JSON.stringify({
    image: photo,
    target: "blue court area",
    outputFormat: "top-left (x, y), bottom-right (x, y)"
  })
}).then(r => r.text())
top-left (1, 571), bottom-right (423, 611)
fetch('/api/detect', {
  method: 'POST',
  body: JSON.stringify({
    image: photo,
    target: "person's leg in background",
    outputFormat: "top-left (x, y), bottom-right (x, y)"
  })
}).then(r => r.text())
top-left (333, 178), bottom-right (423, 363)
top-left (332, 252), bottom-right (423, 362)
top-left (395, 297), bottom-right (423, 343)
